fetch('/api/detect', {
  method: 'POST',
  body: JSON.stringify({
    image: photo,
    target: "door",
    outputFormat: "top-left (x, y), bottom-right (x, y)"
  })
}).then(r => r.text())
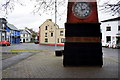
top-left (23, 39), bottom-right (25, 43)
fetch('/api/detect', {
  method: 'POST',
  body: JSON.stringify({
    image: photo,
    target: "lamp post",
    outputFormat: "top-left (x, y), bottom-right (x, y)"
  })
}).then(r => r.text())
top-left (54, 0), bottom-right (57, 50)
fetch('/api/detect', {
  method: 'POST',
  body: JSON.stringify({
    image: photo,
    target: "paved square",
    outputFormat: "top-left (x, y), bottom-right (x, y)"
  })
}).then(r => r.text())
top-left (2, 49), bottom-right (118, 78)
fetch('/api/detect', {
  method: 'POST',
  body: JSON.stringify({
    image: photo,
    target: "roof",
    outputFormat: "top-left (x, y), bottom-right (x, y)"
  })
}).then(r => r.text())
top-left (7, 23), bottom-right (19, 30)
top-left (0, 18), bottom-right (7, 24)
top-left (25, 27), bottom-right (34, 33)
top-left (39, 19), bottom-right (59, 29)
top-left (101, 17), bottom-right (120, 22)
top-left (20, 30), bottom-right (27, 34)
top-left (20, 29), bottom-right (31, 34)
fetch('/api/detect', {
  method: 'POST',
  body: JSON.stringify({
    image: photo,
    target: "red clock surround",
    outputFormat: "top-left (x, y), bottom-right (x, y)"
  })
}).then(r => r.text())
top-left (67, 2), bottom-right (99, 23)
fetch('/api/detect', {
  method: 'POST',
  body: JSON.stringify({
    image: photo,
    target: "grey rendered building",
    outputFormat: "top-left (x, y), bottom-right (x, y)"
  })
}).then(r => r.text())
top-left (0, 18), bottom-right (7, 41)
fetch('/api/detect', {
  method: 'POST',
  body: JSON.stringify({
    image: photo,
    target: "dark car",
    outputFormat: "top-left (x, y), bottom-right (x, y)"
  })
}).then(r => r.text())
top-left (116, 43), bottom-right (120, 49)
top-left (34, 41), bottom-right (39, 44)
top-left (0, 40), bottom-right (11, 46)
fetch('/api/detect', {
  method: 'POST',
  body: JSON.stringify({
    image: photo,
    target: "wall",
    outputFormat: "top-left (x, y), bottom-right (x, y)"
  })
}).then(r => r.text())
top-left (101, 21), bottom-right (119, 47)
top-left (56, 28), bottom-right (65, 44)
top-left (39, 19), bottom-right (65, 46)
top-left (20, 33), bottom-right (31, 43)
top-left (0, 22), bottom-right (7, 41)
top-left (6, 27), bottom-right (11, 42)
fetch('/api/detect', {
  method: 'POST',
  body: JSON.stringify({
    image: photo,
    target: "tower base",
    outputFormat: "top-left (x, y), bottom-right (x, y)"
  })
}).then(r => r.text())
top-left (63, 23), bottom-right (103, 66)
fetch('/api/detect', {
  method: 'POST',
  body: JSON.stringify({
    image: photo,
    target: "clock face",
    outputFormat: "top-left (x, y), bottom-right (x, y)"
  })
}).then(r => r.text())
top-left (72, 2), bottom-right (92, 19)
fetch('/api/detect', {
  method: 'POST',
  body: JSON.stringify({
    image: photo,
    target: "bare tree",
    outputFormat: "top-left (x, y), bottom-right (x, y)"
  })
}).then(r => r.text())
top-left (1, 0), bottom-right (119, 18)
top-left (0, 0), bottom-right (25, 17)
top-left (99, 0), bottom-right (120, 16)
top-left (31, 0), bottom-right (67, 20)
top-left (0, 0), bottom-right (67, 21)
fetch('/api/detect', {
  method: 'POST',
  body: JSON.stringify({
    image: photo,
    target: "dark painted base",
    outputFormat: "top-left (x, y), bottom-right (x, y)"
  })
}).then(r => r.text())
top-left (65, 23), bottom-right (102, 37)
top-left (63, 23), bottom-right (103, 66)
top-left (63, 42), bottom-right (103, 66)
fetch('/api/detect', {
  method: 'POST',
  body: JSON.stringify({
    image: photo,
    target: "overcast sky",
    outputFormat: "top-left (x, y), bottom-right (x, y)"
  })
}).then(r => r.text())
top-left (0, 0), bottom-right (118, 32)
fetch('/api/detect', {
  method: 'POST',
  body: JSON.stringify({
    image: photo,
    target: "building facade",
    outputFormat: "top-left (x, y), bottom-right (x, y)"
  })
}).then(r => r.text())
top-left (101, 17), bottom-right (120, 48)
top-left (39, 19), bottom-right (65, 46)
top-left (0, 18), bottom-right (7, 41)
top-left (6, 23), bottom-right (20, 43)
top-left (20, 28), bottom-right (32, 43)
top-left (0, 18), bottom-right (20, 43)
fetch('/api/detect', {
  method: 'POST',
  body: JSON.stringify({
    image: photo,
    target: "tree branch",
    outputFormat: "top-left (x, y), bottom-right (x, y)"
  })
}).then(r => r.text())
top-left (99, 1), bottom-right (120, 16)
top-left (0, 0), bottom-right (25, 16)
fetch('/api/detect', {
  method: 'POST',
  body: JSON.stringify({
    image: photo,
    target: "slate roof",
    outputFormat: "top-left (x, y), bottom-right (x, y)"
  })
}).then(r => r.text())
top-left (20, 29), bottom-right (31, 34)
top-left (0, 18), bottom-right (7, 24)
top-left (20, 30), bottom-right (27, 34)
top-left (7, 23), bottom-right (19, 30)
top-left (101, 17), bottom-right (120, 22)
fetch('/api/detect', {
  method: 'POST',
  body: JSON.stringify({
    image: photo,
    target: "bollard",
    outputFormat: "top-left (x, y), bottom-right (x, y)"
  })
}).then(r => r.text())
top-left (55, 50), bottom-right (63, 56)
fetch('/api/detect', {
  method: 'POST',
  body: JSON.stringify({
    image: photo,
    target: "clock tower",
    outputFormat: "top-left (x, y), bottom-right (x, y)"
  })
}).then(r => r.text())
top-left (63, 0), bottom-right (103, 66)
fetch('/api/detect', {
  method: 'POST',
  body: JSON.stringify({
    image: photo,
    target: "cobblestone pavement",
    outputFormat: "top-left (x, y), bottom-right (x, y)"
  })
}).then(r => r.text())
top-left (2, 54), bottom-right (20, 60)
top-left (2, 48), bottom-right (118, 78)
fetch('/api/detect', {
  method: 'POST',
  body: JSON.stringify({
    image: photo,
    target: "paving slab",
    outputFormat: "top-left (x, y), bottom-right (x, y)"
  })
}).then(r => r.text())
top-left (2, 50), bottom-right (118, 78)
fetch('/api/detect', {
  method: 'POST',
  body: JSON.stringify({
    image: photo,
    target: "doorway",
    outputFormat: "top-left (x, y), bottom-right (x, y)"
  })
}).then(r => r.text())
top-left (23, 39), bottom-right (25, 43)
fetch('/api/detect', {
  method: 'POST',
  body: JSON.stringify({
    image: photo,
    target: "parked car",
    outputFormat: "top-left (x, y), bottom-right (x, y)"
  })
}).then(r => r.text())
top-left (0, 40), bottom-right (11, 46)
top-left (34, 40), bottom-right (39, 44)
top-left (116, 43), bottom-right (120, 49)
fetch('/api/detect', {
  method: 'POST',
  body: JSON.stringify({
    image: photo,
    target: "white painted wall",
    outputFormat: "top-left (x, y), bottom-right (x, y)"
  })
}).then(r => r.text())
top-left (101, 21), bottom-right (119, 47)
top-left (20, 33), bottom-right (31, 43)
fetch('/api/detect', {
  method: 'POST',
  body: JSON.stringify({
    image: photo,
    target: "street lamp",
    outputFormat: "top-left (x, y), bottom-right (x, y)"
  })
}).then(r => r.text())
top-left (54, 0), bottom-right (57, 50)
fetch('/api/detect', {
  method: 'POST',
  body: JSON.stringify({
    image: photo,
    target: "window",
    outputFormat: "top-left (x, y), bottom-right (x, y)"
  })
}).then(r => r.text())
top-left (23, 34), bottom-right (25, 37)
top-left (51, 33), bottom-right (53, 37)
top-left (106, 36), bottom-right (111, 43)
top-left (45, 26), bottom-right (48, 30)
top-left (61, 38), bottom-right (65, 43)
top-left (45, 38), bottom-right (48, 43)
top-left (26, 39), bottom-right (28, 41)
top-left (45, 33), bottom-right (47, 37)
top-left (60, 31), bottom-right (64, 36)
top-left (118, 26), bottom-right (120, 31)
top-left (58, 38), bottom-right (59, 43)
top-left (2, 36), bottom-right (4, 40)
top-left (26, 34), bottom-right (28, 37)
top-left (106, 26), bottom-right (111, 31)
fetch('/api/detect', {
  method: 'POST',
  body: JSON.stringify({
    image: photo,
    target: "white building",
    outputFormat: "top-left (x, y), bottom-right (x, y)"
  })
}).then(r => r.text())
top-left (101, 17), bottom-right (120, 48)
top-left (20, 28), bottom-right (32, 43)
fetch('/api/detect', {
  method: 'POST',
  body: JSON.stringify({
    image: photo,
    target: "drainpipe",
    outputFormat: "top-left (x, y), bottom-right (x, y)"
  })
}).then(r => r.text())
top-left (10, 30), bottom-right (12, 44)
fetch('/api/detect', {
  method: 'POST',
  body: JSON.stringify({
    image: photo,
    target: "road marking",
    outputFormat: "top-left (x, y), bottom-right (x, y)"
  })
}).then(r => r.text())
top-left (104, 57), bottom-right (119, 63)
top-left (8, 50), bottom-right (50, 52)
top-left (0, 53), bottom-right (21, 54)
